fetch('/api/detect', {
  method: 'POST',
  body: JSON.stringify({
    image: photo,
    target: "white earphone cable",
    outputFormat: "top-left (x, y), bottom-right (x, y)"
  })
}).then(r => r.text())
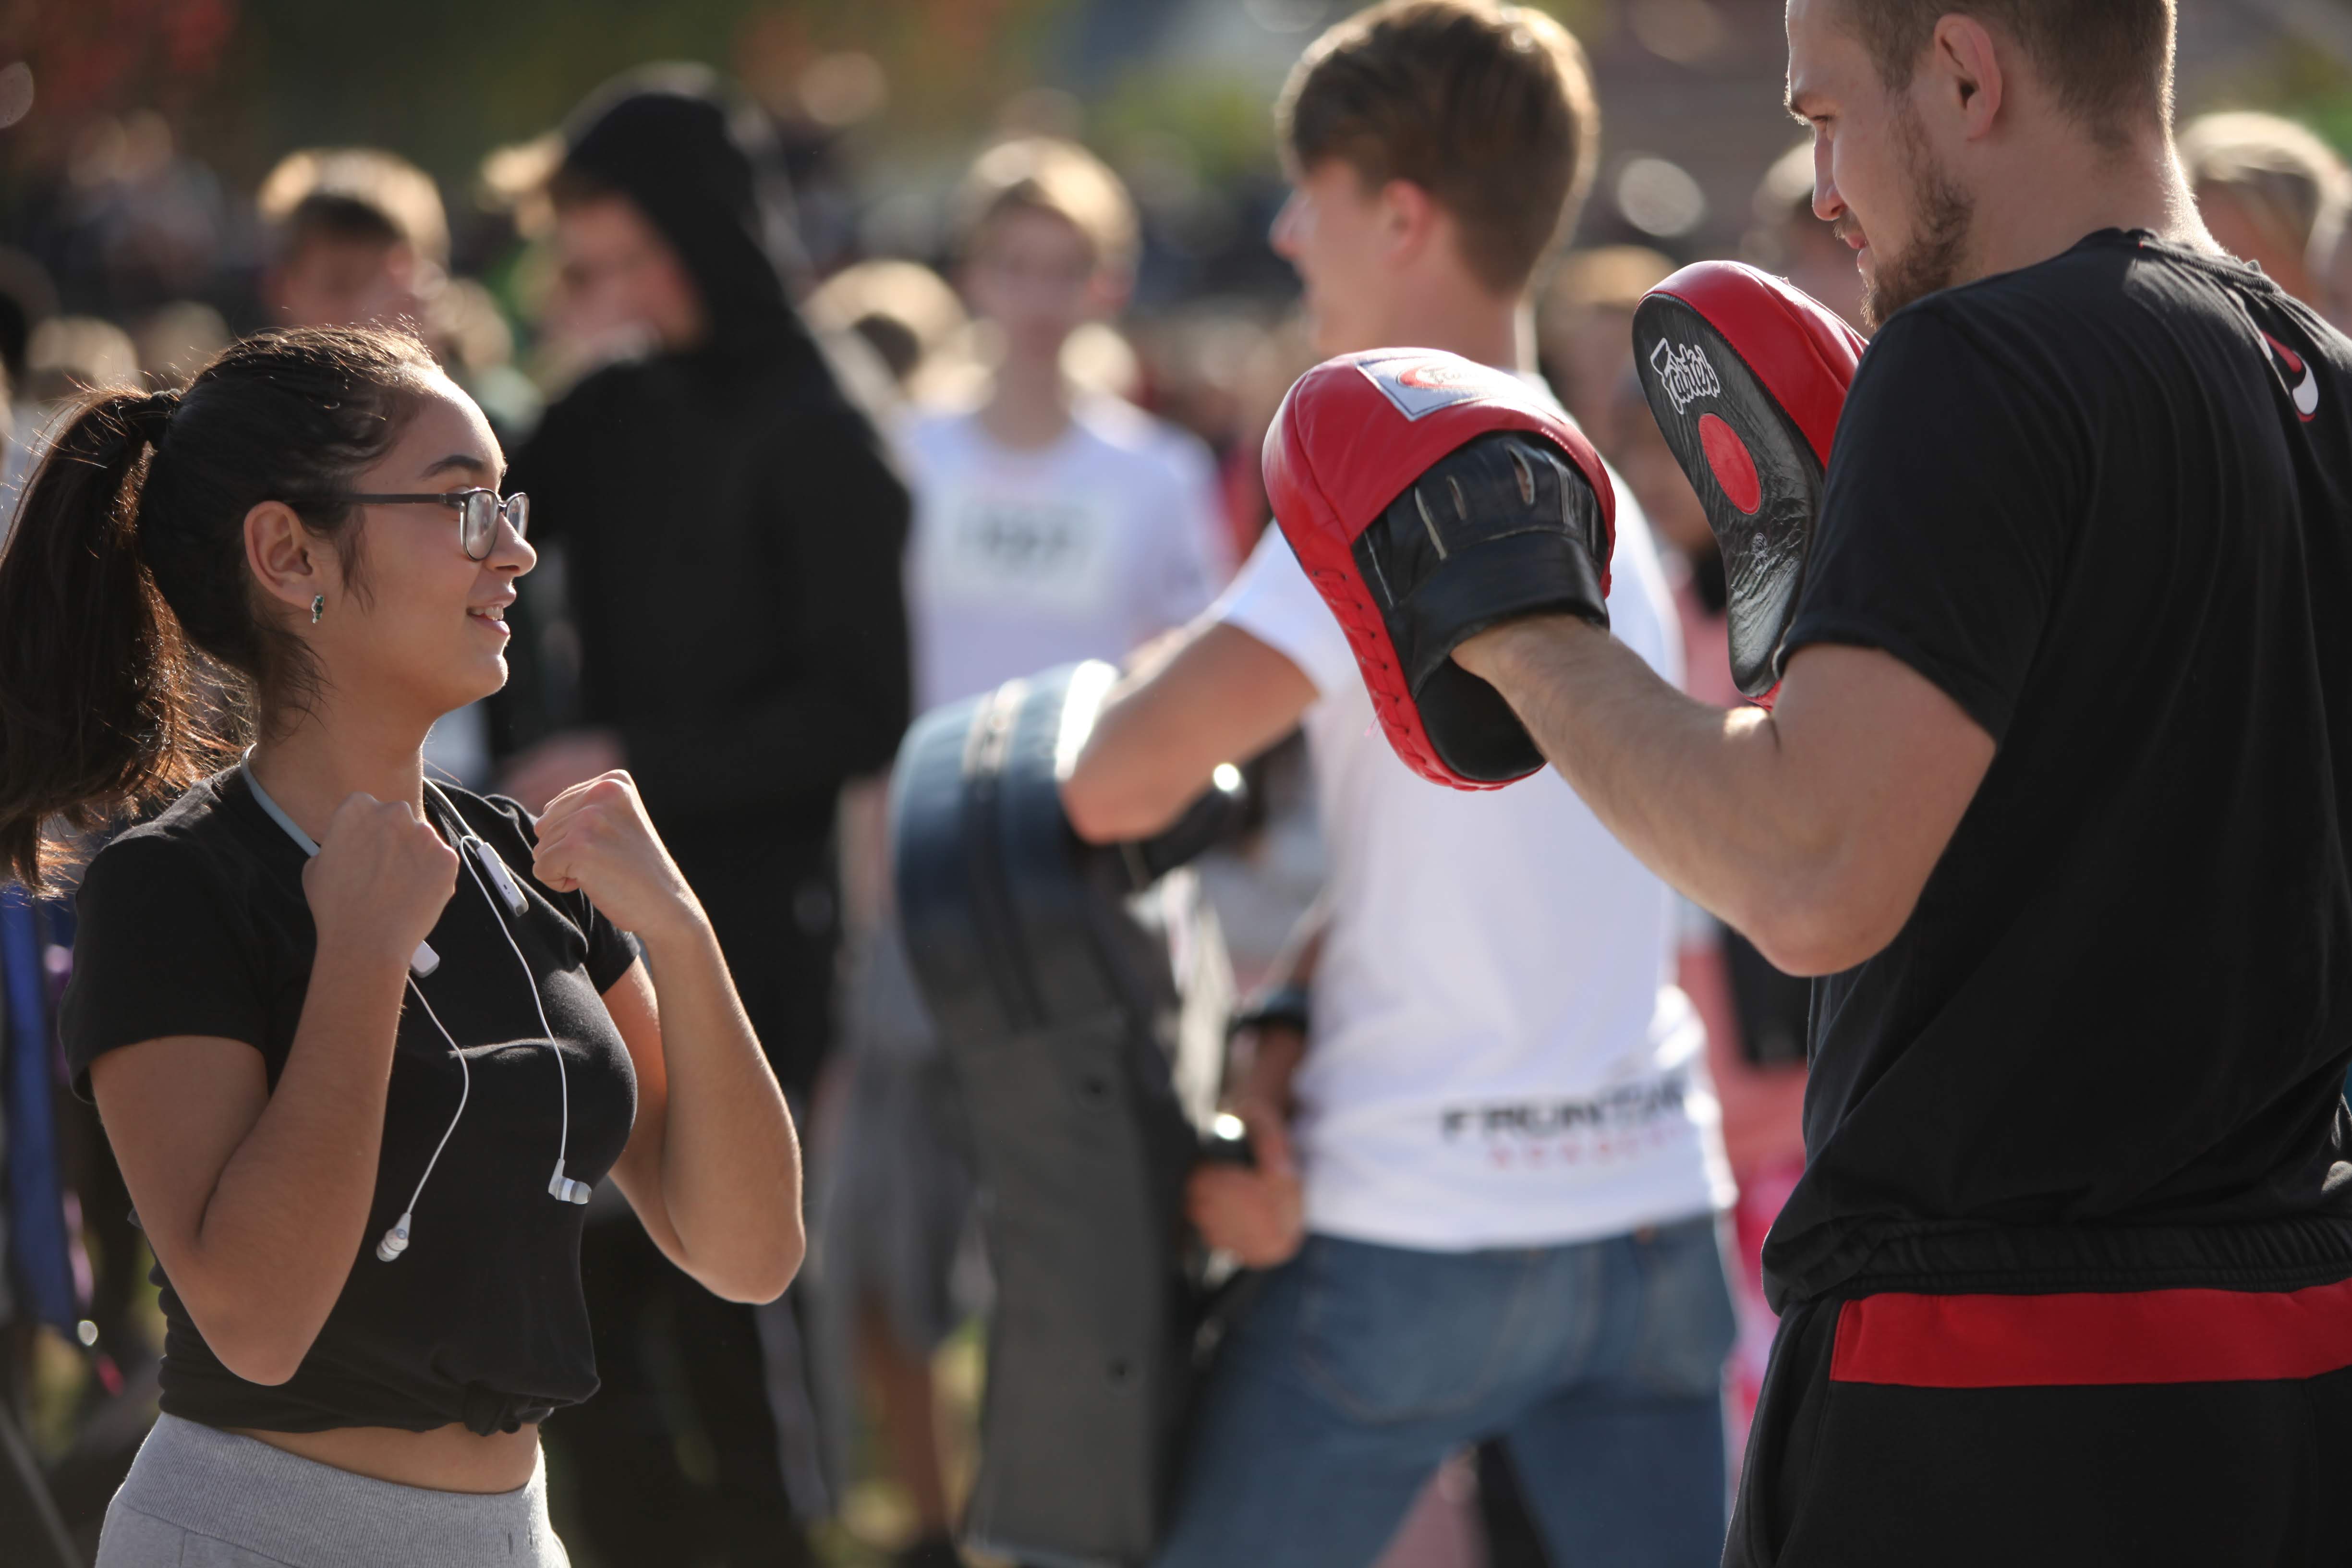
top-left (428, 782), bottom-right (584, 1205)
top-left (239, 757), bottom-right (594, 1263)
top-left (376, 979), bottom-right (469, 1262)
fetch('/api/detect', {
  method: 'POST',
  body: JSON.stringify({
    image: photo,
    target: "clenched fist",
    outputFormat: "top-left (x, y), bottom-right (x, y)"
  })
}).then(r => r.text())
top-left (531, 771), bottom-right (704, 943)
top-left (304, 793), bottom-right (460, 965)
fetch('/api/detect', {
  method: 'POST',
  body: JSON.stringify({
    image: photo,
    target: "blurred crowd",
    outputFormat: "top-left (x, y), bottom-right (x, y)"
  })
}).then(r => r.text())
top-left (0, 11), bottom-right (2349, 1568)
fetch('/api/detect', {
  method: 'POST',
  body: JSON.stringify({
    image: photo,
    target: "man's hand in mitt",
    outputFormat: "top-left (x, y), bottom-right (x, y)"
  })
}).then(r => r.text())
top-left (1263, 351), bottom-right (1615, 789)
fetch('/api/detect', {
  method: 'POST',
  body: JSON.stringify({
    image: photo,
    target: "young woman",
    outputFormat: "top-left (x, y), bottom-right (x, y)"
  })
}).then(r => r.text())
top-left (0, 325), bottom-right (804, 1567)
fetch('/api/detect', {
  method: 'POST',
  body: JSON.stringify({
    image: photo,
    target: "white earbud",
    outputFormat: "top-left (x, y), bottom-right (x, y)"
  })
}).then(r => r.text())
top-left (548, 1161), bottom-right (593, 1204)
top-left (376, 1213), bottom-right (413, 1263)
top-left (472, 838), bottom-right (529, 916)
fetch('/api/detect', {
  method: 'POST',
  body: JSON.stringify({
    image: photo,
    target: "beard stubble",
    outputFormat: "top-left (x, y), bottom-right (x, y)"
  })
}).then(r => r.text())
top-left (1860, 102), bottom-right (1975, 330)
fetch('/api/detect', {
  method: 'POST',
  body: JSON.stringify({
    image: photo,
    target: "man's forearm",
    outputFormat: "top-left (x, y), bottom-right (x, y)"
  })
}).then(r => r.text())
top-left (1460, 618), bottom-right (1836, 966)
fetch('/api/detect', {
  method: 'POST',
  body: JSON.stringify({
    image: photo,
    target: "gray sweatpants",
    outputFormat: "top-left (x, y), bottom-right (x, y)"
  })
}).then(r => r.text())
top-left (97, 1414), bottom-right (569, 1568)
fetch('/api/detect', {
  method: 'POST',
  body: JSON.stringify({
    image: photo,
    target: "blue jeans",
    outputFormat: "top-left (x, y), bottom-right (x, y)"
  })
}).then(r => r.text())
top-left (1154, 1214), bottom-right (1736, 1568)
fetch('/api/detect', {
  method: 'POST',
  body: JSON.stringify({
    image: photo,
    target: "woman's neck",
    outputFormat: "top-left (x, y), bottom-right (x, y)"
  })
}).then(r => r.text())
top-left (246, 706), bottom-right (432, 845)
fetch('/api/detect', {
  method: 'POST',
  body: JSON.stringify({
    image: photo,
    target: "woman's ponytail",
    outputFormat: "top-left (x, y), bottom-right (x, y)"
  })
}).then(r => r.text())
top-left (0, 325), bottom-right (438, 889)
top-left (0, 387), bottom-right (208, 888)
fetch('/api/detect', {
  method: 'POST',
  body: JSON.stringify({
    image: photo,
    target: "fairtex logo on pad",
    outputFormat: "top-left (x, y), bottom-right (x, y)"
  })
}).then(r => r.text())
top-left (1649, 339), bottom-right (1722, 413)
top-left (1353, 352), bottom-right (1528, 421)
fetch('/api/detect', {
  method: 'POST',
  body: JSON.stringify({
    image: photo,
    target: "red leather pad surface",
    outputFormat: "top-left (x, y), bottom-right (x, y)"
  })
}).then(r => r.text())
top-left (1262, 350), bottom-right (1614, 789)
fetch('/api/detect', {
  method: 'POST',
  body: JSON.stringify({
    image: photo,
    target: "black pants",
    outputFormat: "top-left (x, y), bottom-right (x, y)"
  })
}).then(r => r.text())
top-left (1729, 1290), bottom-right (2352, 1568)
top-left (543, 1220), bottom-right (813, 1568)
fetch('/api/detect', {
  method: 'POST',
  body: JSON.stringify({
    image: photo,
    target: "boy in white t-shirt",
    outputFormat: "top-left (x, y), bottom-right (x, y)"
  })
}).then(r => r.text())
top-left (1061, 6), bottom-right (1735, 1565)
top-left (832, 136), bottom-right (1227, 1568)
top-left (902, 136), bottom-right (1225, 713)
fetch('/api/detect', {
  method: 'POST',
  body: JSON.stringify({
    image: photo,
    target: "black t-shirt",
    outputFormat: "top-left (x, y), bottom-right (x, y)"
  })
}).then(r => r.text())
top-left (60, 770), bottom-right (641, 1434)
top-left (1769, 230), bottom-right (2352, 1309)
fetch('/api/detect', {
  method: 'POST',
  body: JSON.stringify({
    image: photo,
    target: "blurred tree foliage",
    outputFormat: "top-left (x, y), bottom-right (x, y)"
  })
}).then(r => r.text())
top-left (2194, 37), bottom-right (2352, 156)
top-left (2, 0), bottom-right (1080, 191)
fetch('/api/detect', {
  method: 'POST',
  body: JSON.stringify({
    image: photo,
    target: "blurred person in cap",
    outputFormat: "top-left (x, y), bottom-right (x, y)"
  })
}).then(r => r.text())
top-left (2180, 110), bottom-right (2350, 311)
top-left (499, 64), bottom-right (911, 1568)
top-left (824, 133), bottom-right (1227, 1568)
top-left (1535, 244), bottom-right (1674, 440)
top-left (1742, 139), bottom-right (1868, 330)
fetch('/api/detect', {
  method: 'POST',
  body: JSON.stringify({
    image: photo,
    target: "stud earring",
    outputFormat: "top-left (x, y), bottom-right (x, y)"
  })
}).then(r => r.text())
top-left (311, 594), bottom-right (325, 625)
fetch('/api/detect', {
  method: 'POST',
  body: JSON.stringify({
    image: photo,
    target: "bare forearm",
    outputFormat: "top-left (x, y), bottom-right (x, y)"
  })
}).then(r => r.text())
top-left (640, 923), bottom-right (804, 1300)
top-left (1466, 619), bottom-right (1837, 955)
top-left (187, 942), bottom-right (408, 1376)
top-left (1064, 621), bottom-right (1315, 844)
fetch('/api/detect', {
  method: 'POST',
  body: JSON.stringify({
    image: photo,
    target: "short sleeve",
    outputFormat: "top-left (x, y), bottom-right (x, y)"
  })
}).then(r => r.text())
top-left (471, 794), bottom-right (642, 994)
top-left (59, 834), bottom-right (270, 1096)
top-left (1783, 305), bottom-right (2082, 741)
top-left (1212, 528), bottom-right (1350, 699)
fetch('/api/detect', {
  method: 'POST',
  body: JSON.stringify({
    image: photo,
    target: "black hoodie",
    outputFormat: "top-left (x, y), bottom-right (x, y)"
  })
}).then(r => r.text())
top-left (509, 68), bottom-right (911, 1091)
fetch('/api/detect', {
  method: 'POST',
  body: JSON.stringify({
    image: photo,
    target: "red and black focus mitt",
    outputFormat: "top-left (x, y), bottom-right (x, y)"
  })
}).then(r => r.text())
top-left (1632, 261), bottom-right (1867, 705)
top-left (1263, 350), bottom-right (1615, 790)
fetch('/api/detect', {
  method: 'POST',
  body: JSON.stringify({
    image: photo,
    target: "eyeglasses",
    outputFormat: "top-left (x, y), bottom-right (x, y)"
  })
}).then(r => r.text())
top-left (339, 489), bottom-right (532, 561)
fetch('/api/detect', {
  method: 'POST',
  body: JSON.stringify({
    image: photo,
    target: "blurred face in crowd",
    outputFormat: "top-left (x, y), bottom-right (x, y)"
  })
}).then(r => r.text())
top-left (271, 235), bottom-right (431, 331)
top-left (2194, 182), bottom-right (2318, 304)
top-left (1786, 0), bottom-right (1976, 329)
top-left (1551, 304), bottom-right (1641, 436)
top-left (1271, 158), bottom-right (1399, 357)
top-left (2323, 232), bottom-right (2352, 336)
top-left (1777, 213), bottom-right (1871, 331)
top-left (552, 194), bottom-right (707, 352)
top-left (962, 205), bottom-right (1113, 367)
top-left (268, 373), bottom-right (534, 727)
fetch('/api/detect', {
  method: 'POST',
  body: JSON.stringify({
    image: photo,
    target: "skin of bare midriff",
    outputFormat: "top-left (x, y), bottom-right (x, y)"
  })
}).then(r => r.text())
top-left (234, 1422), bottom-right (541, 1493)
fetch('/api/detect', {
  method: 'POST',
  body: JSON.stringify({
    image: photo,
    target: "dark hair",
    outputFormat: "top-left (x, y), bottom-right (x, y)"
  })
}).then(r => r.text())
top-left (1838, 0), bottom-right (2175, 146)
top-left (1277, 0), bottom-right (1599, 296)
top-left (545, 163), bottom-right (619, 214)
top-left (285, 193), bottom-right (408, 255)
top-left (0, 325), bottom-right (437, 888)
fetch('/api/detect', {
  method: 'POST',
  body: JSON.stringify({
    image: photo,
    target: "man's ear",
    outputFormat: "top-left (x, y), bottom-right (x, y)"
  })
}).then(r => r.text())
top-left (1929, 14), bottom-right (2004, 139)
top-left (244, 500), bottom-right (331, 616)
top-left (1380, 178), bottom-right (1441, 267)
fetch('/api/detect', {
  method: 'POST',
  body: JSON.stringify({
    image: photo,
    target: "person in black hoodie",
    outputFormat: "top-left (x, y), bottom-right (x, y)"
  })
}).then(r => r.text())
top-left (500, 66), bottom-right (911, 1568)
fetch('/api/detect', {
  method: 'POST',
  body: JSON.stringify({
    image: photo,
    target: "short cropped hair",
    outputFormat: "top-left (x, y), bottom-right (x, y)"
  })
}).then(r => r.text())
top-left (951, 136), bottom-right (1140, 277)
top-left (1837, 0), bottom-right (2175, 147)
top-left (2180, 111), bottom-right (2351, 269)
top-left (257, 148), bottom-right (449, 269)
top-left (1277, 0), bottom-right (1599, 296)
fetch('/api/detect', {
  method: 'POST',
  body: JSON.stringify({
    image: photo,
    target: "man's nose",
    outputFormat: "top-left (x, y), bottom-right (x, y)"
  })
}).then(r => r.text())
top-left (1269, 194), bottom-right (1301, 259)
top-left (1812, 143), bottom-right (1844, 225)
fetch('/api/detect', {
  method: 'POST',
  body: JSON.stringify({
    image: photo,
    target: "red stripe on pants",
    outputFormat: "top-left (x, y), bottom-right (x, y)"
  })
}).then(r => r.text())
top-left (1829, 1276), bottom-right (2352, 1387)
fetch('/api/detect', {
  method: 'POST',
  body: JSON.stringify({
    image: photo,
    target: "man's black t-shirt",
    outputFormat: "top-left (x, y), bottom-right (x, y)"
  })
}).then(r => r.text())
top-left (59, 770), bottom-right (641, 1434)
top-left (1770, 230), bottom-right (2352, 1310)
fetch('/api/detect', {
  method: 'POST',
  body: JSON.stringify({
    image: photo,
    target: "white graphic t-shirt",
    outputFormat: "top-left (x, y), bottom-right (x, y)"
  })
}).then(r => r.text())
top-left (1216, 396), bottom-right (1734, 1250)
top-left (902, 397), bottom-right (1228, 710)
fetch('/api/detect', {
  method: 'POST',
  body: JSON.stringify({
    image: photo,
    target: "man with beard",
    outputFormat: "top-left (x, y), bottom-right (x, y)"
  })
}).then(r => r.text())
top-left (1356, 0), bottom-right (2352, 1561)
